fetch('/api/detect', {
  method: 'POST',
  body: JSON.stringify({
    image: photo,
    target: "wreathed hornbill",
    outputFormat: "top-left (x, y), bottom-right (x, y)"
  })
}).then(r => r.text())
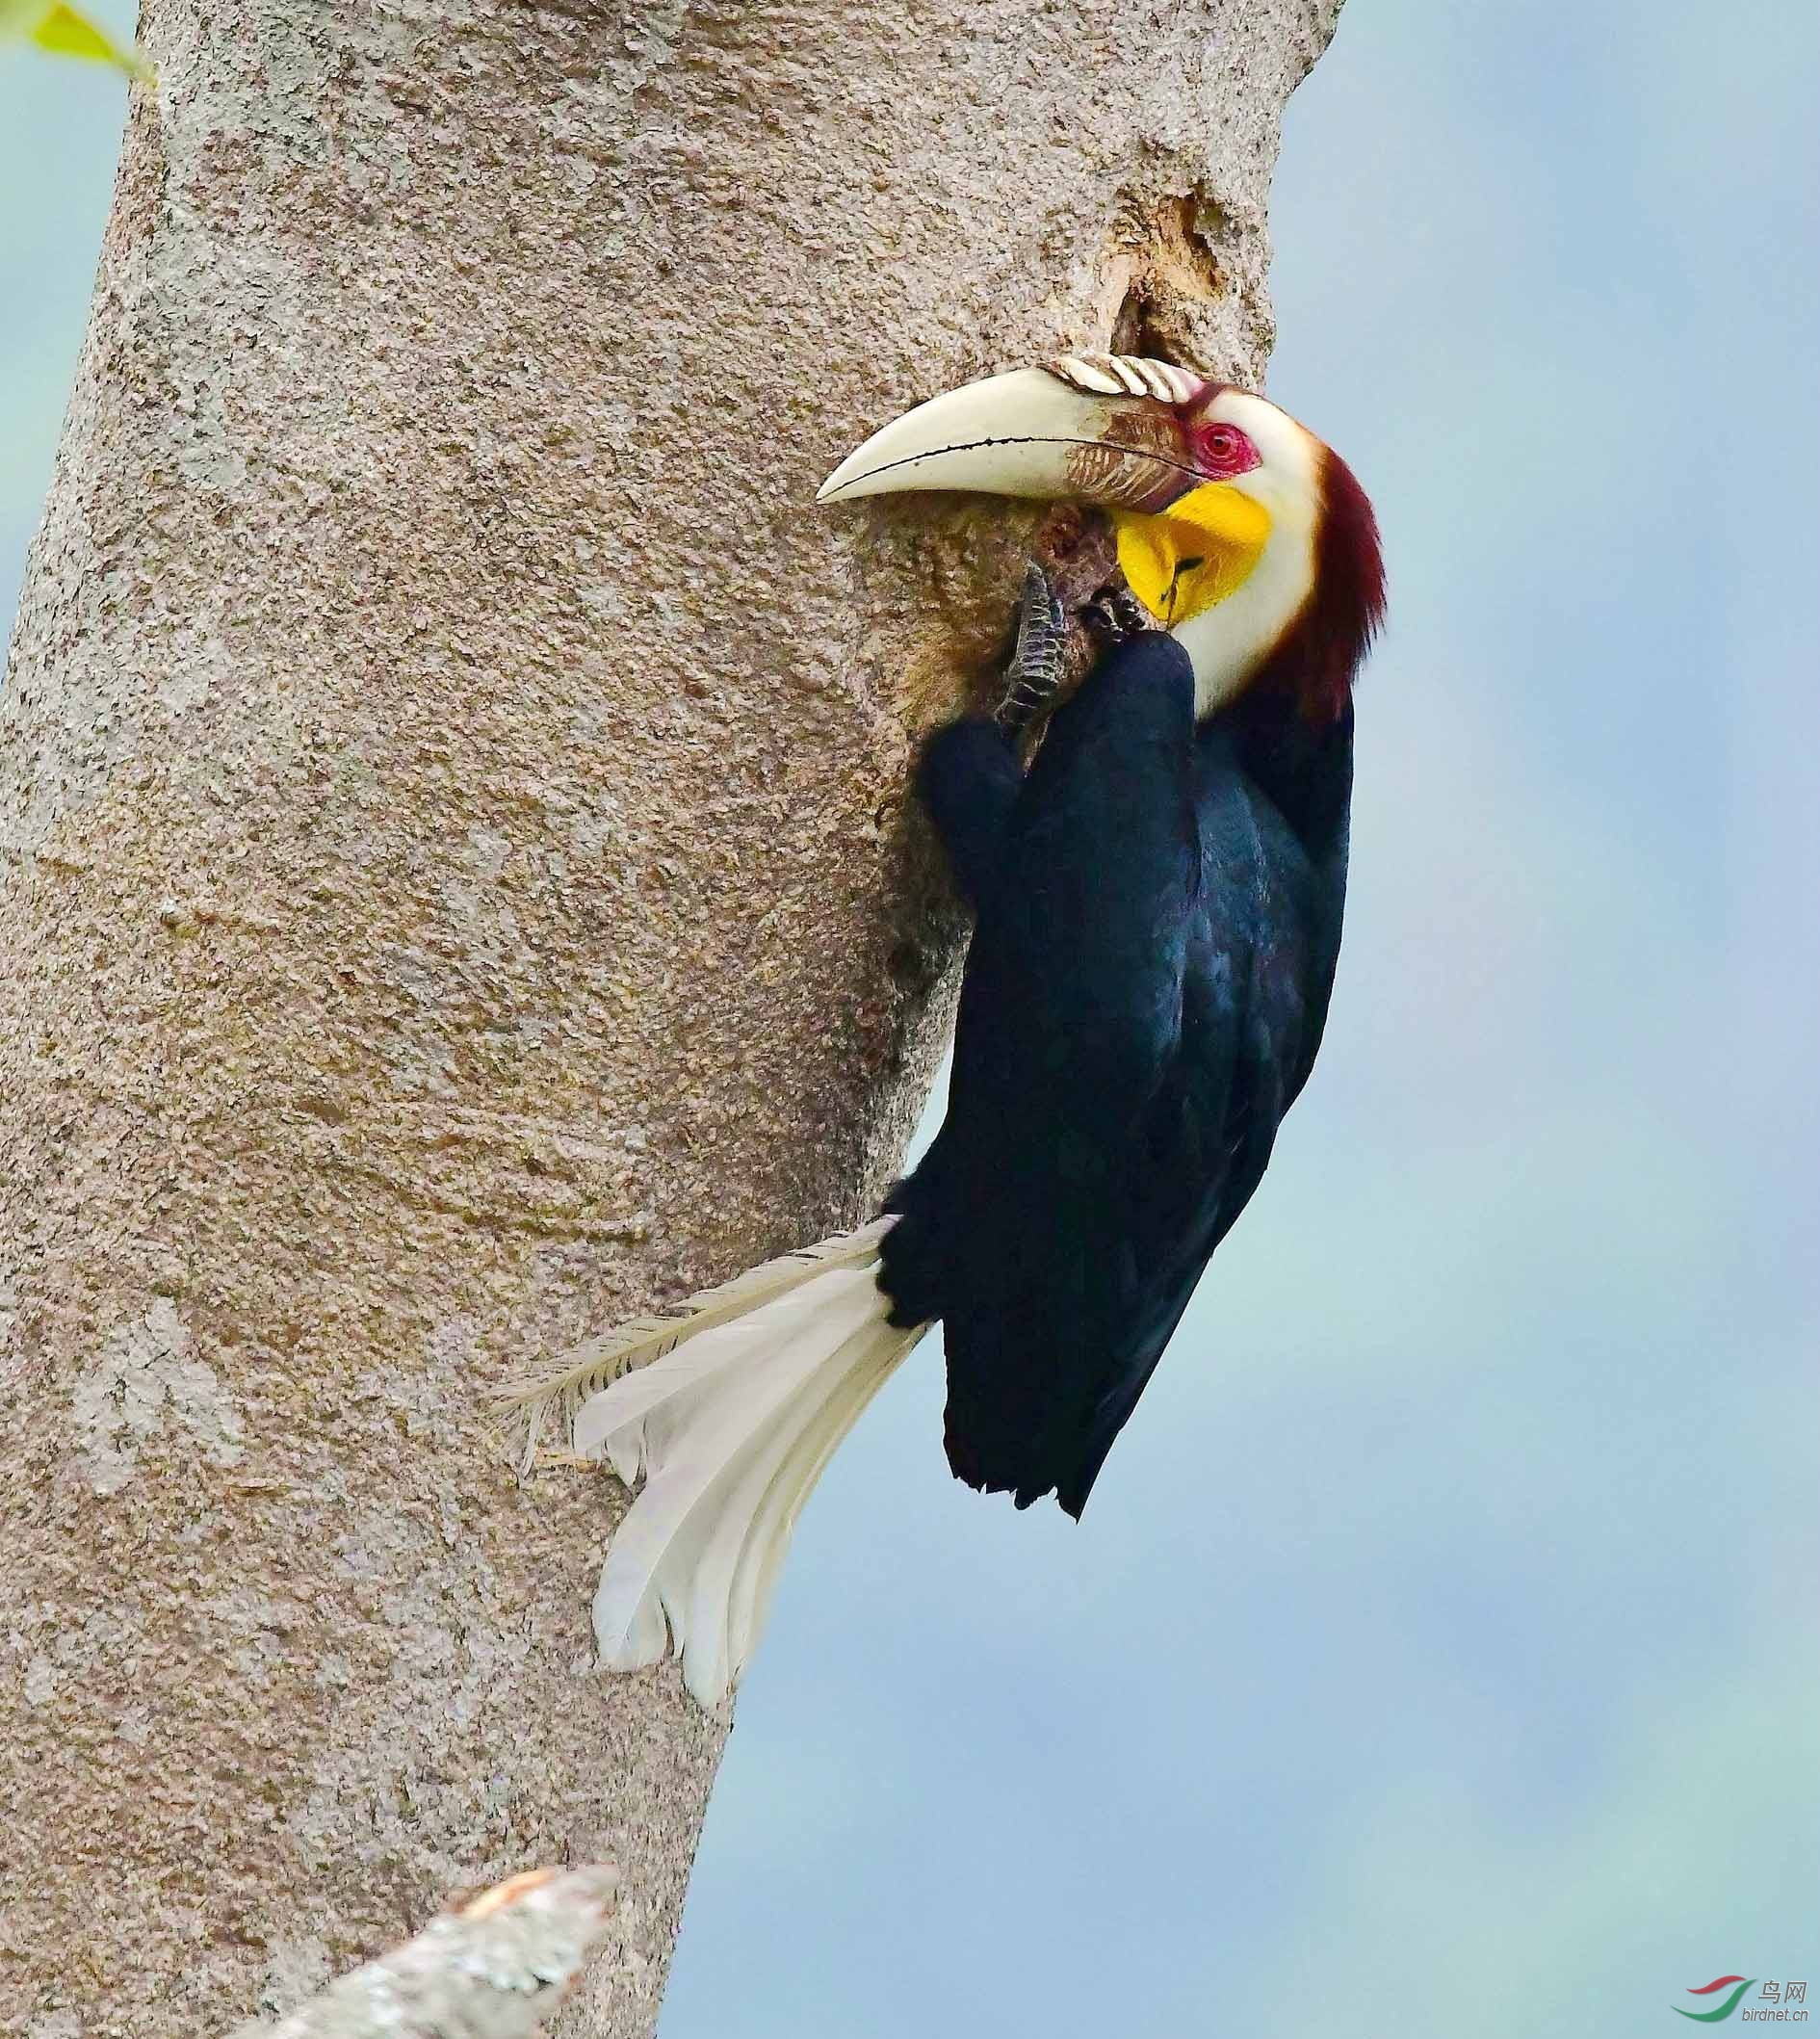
top-left (510, 354), bottom-right (1386, 1708)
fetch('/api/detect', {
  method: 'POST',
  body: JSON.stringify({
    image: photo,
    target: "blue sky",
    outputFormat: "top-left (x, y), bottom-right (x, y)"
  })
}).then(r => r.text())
top-left (4, 3), bottom-right (1815, 2034)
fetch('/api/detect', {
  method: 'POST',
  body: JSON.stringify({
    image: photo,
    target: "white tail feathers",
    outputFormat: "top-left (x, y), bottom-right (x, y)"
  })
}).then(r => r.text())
top-left (503, 1220), bottom-right (926, 1710)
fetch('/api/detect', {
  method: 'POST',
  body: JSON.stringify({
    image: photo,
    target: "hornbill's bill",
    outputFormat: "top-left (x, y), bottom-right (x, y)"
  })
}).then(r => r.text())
top-left (511, 355), bottom-right (1386, 1708)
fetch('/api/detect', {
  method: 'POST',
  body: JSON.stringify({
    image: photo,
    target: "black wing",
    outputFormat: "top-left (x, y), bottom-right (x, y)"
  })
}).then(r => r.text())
top-left (881, 633), bottom-right (1351, 1514)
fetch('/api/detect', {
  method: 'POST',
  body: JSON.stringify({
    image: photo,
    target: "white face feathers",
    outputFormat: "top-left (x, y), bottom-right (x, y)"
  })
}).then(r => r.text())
top-left (1165, 388), bottom-right (1322, 713)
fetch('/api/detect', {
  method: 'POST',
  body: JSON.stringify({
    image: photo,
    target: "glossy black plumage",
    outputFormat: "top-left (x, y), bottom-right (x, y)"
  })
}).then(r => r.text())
top-left (878, 632), bottom-right (1353, 1516)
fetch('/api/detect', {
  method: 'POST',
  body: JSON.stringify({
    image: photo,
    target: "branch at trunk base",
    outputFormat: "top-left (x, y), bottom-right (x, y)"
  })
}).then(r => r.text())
top-left (225, 1867), bottom-right (620, 2039)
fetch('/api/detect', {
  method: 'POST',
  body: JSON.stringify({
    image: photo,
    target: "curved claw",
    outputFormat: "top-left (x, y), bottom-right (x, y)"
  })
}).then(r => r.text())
top-left (995, 563), bottom-right (1069, 735)
top-left (1082, 582), bottom-right (1154, 649)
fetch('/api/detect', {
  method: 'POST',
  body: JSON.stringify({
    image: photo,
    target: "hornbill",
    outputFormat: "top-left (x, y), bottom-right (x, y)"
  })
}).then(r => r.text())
top-left (509, 354), bottom-right (1386, 1708)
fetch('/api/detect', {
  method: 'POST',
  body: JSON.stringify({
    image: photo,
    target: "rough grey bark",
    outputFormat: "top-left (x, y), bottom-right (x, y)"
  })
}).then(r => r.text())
top-left (224, 1868), bottom-right (619, 2039)
top-left (0, 1), bottom-right (1342, 2033)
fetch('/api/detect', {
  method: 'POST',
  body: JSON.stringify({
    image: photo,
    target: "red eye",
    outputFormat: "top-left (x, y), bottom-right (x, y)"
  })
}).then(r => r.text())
top-left (1195, 422), bottom-right (1261, 477)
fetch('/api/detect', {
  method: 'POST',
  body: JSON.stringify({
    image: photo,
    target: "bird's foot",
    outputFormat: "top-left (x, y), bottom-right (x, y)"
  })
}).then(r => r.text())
top-left (1081, 582), bottom-right (1154, 649)
top-left (994, 562), bottom-right (1069, 736)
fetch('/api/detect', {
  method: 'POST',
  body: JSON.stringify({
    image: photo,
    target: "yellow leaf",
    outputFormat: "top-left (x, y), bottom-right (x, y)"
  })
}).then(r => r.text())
top-left (17, 0), bottom-right (148, 75)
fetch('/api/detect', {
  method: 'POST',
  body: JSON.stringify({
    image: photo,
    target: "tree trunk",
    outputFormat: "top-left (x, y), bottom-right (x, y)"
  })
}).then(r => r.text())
top-left (0, 1), bottom-right (1340, 2031)
top-left (221, 1867), bottom-right (620, 2039)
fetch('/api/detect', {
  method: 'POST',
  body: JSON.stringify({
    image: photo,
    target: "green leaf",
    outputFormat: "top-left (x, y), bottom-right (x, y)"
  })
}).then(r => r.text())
top-left (14, 0), bottom-right (148, 76)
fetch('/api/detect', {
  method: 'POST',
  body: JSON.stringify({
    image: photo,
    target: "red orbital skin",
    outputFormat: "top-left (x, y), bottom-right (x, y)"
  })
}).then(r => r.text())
top-left (1188, 418), bottom-right (1264, 480)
